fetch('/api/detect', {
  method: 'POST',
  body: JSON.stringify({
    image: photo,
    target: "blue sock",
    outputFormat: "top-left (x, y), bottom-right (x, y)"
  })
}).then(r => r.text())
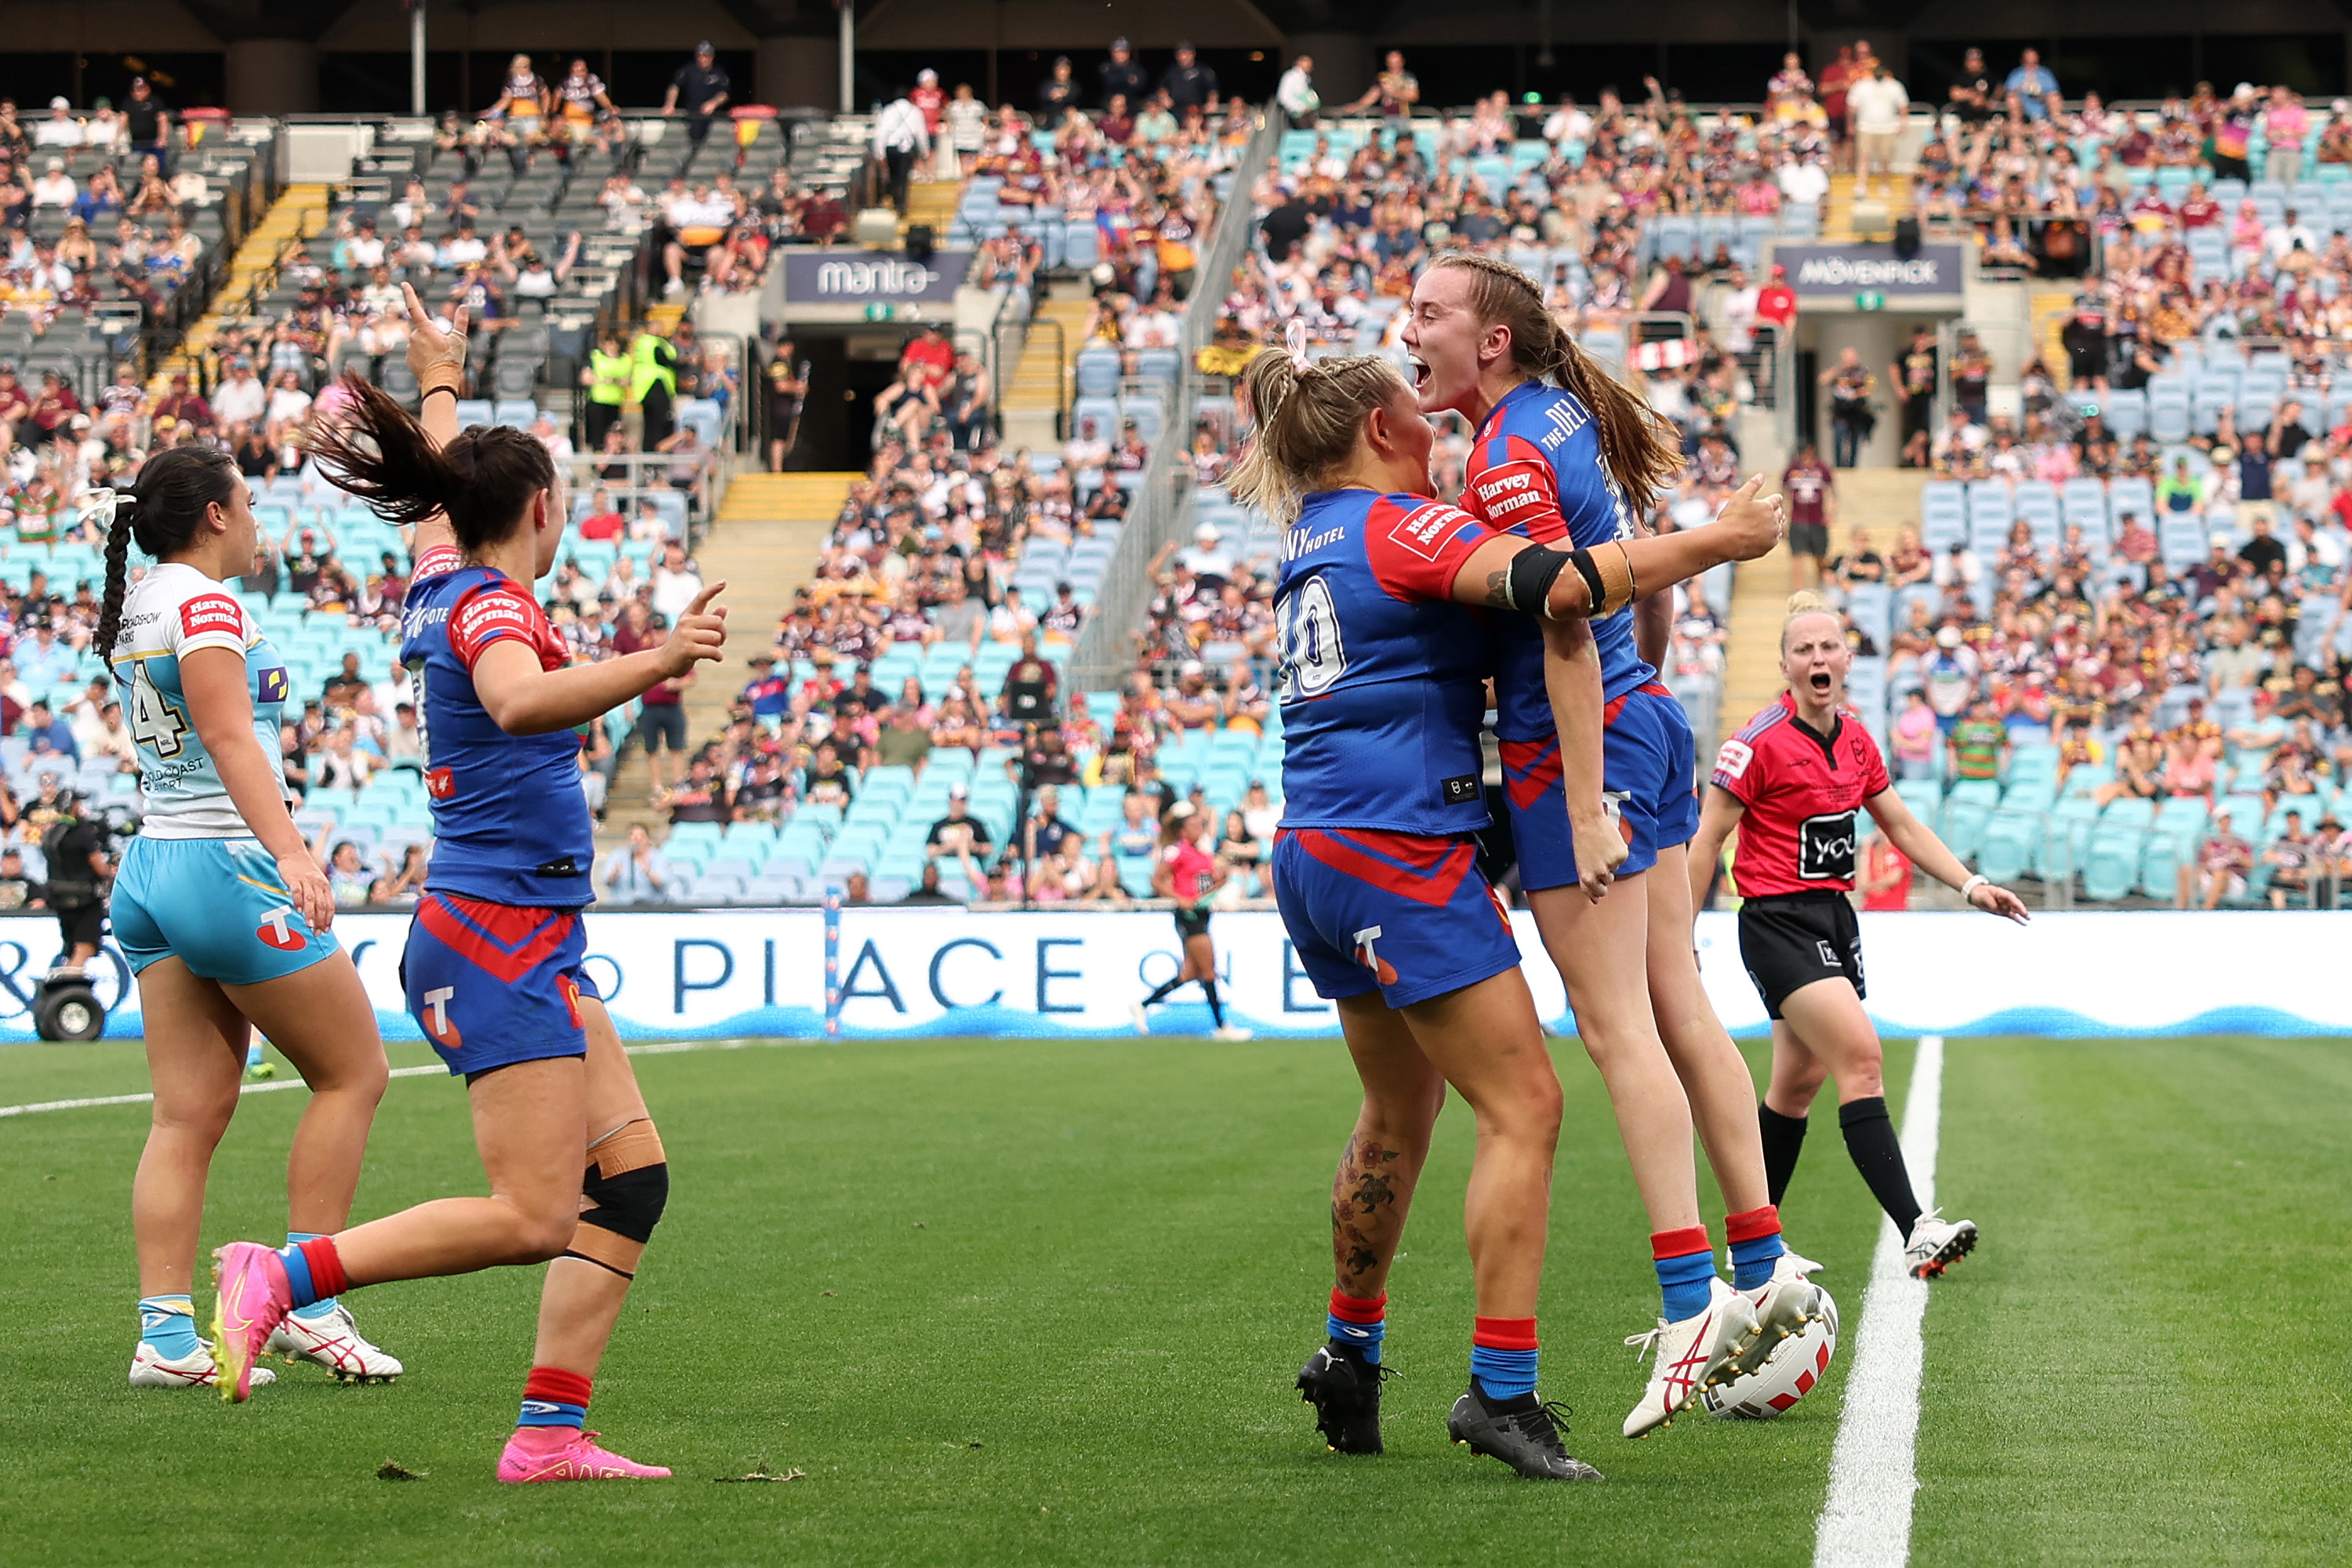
top-left (287, 1232), bottom-right (339, 1319)
top-left (1470, 1316), bottom-right (1539, 1401)
top-left (1726, 1205), bottom-right (1787, 1290)
top-left (138, 1294), bottom-right (201, 1359)
top-left (1326, 1289), bottom-right (1386, 1366)
top-left (1654, 1225), bottom-right (1719, 1320)
top-left (274, 1240), bottom-right (325, 1311)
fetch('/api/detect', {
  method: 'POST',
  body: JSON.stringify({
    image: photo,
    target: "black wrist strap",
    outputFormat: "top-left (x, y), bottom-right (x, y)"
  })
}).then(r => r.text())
top-left (421, 385), bottom-right (458, 401)
top-left (1504, 543), bottom-right (1572, 618)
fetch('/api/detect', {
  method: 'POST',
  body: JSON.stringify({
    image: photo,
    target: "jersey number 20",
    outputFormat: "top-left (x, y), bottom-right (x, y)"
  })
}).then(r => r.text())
top-left (125, 664), bottom-right (191, 757)
top-left (1276, 575), bottom-right (1348, 700)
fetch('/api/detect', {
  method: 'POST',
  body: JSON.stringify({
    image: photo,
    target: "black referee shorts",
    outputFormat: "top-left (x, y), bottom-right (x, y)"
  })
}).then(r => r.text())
top-left (1173, 907), bottom-right (1211, 943)
top-left (1737, 891), bottom-right (1864, 1019)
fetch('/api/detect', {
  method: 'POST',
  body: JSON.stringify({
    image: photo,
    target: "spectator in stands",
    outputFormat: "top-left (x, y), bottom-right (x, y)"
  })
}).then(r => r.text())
top-left (902, 861), bottom-right (960, 906)
top-left (876, 699), bottom-right (934, 774)
top-left (926, 782), bottom-right (994, 880)
top-left (663, 42), bottom-right (731, 146)
top-left (1821, 347), bottom-right (1875, 467)
top-left (2182, 811), bottom-right (2252, 909)
top-left (1948, 698), bottom-right (2009, 782)
top-left (873, 87), bottom-right (930, 217)
top-left (1276, 55), bottom-right (1319, 127)
top-left (1847, 56), bottom-right (1908, 198)
top-left (1159, 42), bottom-right (1218, 117)
top-left (1036, 56), bottom-right (1080, 124)
top-left (668, 754), bottom-right (732, 825)
top-left (599, 824), bottom-right (672, 905)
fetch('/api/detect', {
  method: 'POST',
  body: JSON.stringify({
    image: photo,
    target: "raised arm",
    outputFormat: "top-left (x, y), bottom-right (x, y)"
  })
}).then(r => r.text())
top-left (401, 281), bottom-right (468, 561)
top-left (474, 582), bottom-right (728, 735)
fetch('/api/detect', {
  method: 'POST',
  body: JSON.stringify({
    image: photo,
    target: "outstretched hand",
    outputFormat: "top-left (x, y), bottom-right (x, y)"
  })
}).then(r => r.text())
top-left (1969, 881), bottom-right (2032, 925)
top-left (1715, 474), bottom-right (1788, 562)
top-left (402, 281), bottom-right (469, 387)
top-left (659, 580), bottom-right (728, 678)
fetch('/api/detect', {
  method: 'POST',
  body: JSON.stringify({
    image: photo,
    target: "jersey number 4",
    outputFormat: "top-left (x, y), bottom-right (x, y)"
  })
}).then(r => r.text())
top-left (125, 664), bottom-right (191, 758)
top-left (1275, 575), bottom-right (1348, 700)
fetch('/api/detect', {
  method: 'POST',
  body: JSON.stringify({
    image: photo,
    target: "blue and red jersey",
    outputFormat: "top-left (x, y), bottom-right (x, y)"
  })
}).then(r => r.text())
top-left (1461, 378), bottom-right (1658, 740)
top-left (401, 559), bottom-right (597, 908)
top-left (1273, 488), bottom-right (1503, 837)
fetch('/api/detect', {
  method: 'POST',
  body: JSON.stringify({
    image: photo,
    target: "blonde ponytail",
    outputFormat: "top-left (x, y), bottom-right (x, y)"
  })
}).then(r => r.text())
top-left (1226, 344), bottom-right (1410, 527)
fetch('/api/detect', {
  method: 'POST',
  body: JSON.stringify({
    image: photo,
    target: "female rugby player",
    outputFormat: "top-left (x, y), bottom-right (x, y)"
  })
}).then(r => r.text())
top-left (1690, 594), bottom-right (2030, 1278)
top-left (97, 448), bottom-right (400, 1390)
top-left (209, 289), bottom-right (726, 1484)
top-left (1134, 800), bottom-right (1251, 1040)
top-left (1404, 251), bottom-right (1810, 1435)
top-left (1232, 332), bottom-right (1779, 1479)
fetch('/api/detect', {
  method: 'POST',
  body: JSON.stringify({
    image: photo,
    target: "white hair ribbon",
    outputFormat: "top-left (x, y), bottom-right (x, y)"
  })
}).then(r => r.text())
top-left (79, 488), bottom-right (122, 530)
top-left (1284, 317), bottom-right (1310, 371)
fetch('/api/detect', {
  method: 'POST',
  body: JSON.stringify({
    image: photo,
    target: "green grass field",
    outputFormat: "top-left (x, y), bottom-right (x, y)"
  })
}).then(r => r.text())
top-left (1, 1032), bottom-right (2346, 1566)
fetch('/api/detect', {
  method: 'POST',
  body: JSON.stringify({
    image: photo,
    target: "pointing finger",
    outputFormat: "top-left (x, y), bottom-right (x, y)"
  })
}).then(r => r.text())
top-left (687, 579), bottom-right (728, 615)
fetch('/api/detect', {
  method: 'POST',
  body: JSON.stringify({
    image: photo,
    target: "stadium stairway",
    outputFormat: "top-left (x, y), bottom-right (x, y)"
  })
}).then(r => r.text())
top-left (1716, 466), bottom-right (1926, 745)
top-left (162, 183), bottom-right (331, 386)
top-left (599, 470), bottom-right (858, 848)
top-left (1001, 281), bottom-right (1095, 448)
top-left (1823, 172), bottom-right (1912, 241)
top-left (900, 177), bottom-right (960, 242)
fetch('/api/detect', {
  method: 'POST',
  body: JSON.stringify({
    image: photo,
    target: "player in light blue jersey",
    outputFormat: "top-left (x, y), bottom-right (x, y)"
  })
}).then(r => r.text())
top-left (96, 445), bottom-right (401, 1392)
top-left (210, 290), bottom-right (724, 1484)
top-left (1408, 249), bottom-right (1810, 1437)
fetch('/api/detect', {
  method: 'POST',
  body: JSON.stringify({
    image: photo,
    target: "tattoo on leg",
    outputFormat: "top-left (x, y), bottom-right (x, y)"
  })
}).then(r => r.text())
top-left (1330, 1136), bottom-right (1408, 1292)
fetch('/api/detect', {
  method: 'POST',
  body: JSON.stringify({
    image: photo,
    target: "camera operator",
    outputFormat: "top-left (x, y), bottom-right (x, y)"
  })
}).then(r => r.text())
top-left (42, 790), bottom-right (114, 975)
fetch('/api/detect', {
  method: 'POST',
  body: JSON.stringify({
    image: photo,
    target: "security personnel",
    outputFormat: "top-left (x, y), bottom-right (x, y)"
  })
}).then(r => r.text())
top-left (1098, 39), bottom-right (1149, 110)
top-left (630, 323), bottom-right (677, 448)
top-left (42, 791), bottom-right (112, 975)
top-left (582, 331), bottom-right (630, 449)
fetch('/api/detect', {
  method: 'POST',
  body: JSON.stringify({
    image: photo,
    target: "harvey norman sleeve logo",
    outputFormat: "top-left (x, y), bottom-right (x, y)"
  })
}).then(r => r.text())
top-left (179, 595), bottom-right (245, 640)
top-left (1467, 459), bottom-right (1554, 524)
top-left (452, 593), bottom-right (534, 656)
top-left (1387, 502), bottom-right (1468, 562)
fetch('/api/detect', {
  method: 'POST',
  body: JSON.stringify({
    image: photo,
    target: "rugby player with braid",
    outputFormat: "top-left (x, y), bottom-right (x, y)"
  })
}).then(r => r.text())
top-left (206, 289), bottom-right (728, 1483)
top-left (1233, 326), bottom-right (1780, 1479)
top-left (1403, 252), bottom-right (1820, 1436)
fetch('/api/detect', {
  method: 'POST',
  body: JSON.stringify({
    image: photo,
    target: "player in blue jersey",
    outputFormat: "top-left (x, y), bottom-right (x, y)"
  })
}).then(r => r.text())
top-left (94, 445), bottom-right (402, 1391)
top-left (208, 292), bottom-right (725, 1483)
top-left (1230, 337), bottom-right (1780, 1479)
top-left (1407, 250), bottom-right (1817, 1437)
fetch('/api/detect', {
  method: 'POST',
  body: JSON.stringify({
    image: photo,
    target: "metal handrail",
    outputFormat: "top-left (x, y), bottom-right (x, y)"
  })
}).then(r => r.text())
top-left (1072, 107), bottom-right (1281, 689)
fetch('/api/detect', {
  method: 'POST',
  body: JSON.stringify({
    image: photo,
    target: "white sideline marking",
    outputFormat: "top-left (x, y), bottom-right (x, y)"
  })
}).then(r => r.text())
top-left (0, 1038), bottom-right (804, 1121)
top-left (1813, 1034), bottom-right (1944, 1568)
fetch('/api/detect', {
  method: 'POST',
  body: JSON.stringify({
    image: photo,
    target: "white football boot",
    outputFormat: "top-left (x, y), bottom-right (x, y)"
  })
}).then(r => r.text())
top-left (266, 1303), bottom-right (406, 1382)
top-left (1622, 1276), bottom-right (1760, 1438)
top-left (1903, 1210), bottom-right (1979, 1279)
top-left (129, 1339), bottom-right (278, 1390)
top-left (1129, 1002), bottom-right (1152, 1036)
top-left (1733, 1249), bottom-right (1827, 1376)
top-left (1211, 1023), bottom-right (1254, 1041)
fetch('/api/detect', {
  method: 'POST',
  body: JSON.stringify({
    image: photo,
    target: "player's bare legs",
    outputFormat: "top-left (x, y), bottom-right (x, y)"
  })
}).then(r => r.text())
top-left (1526, 878), bottom-right (1701, 1232)
top-left (132, 961), bottom-right (252, 1300)
top-left (528, 997), bottom-right (652, 1377)
top-left (1328, 995), bottom-right (1446, 1304)
top-left (223, 956), bottom-right (391, 1235)
top-left (1642, 845), bottom-right (1769, 1213)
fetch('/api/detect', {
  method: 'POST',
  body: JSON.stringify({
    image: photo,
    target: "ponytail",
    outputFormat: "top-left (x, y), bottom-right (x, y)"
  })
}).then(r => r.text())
top-left (91, 444), bottom-right (243, 662)
top-left (301, 374), bottom-right (555, 553)
top-left (1423, 250), bottom-right (1685, 507)
top-left (1226, 344), bottom-right (1410, 527)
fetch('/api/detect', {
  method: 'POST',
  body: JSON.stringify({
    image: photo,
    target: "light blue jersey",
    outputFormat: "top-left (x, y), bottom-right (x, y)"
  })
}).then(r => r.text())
top-left (106, 563), bottom-right (332, 984)
top-left (107, 562), bottom-right (292, 838)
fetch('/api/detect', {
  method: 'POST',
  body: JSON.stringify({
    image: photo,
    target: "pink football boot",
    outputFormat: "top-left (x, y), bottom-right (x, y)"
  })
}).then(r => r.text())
top-left (496, 1428), bottom-right (673, 1483)
top-left (209, 1242), bottom-right (294, 1403)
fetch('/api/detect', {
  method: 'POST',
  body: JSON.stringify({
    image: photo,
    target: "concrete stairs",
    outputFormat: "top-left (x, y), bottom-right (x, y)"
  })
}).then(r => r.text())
top-left (1824, 172), bottom-right (1912, 241)
top-left (1715, 466), bottom-right (1926, 744)
top-left (162, 182), bottom-right (330, 386)
top-left (1000, 281), bottom-right (1095, 449)
top-left (900, 177), bottom-right (960, 242)
top-left (598, 470), bottom-right (856, 848)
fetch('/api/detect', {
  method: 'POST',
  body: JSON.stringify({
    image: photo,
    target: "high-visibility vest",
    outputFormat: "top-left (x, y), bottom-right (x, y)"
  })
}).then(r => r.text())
top-left (630, 333), bottom-right (677, 401)
top-left (587, 348), bottom-right (630, 406)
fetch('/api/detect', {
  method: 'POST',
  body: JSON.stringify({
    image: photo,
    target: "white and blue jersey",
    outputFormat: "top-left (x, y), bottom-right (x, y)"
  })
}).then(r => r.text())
top-left (107, 563), bottom-right (337, 982)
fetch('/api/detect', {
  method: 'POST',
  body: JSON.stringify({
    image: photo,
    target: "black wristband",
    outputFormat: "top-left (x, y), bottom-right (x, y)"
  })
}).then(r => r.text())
top-left (1504, 544), bottom-right (1573, 619)
top-left (1563, 547), bottom-right (1608, 619)
top-left (420, 385), bottom-right (458, 401)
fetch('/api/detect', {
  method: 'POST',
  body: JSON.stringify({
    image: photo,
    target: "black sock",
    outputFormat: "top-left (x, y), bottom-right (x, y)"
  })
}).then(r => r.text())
top-left (1200, 978), bottom-right (1225, 1026)
top-left (1759, 1103), bottom-right (1809, 1207)
top-left (1142, 978), bottom-right (1184, 1007)
top-left (1838, 1097), bottom-right (1922, 1236)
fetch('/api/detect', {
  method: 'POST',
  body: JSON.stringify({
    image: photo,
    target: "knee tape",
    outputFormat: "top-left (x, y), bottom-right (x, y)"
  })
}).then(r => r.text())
top-left (563, 1120), bottom-right (669, 1278)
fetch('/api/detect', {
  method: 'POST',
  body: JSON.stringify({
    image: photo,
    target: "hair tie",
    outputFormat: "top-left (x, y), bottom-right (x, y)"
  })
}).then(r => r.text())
top-left (80, 489), bottom-right (122, 531)
top-left (1284, 317), bottom-right (1310, 372)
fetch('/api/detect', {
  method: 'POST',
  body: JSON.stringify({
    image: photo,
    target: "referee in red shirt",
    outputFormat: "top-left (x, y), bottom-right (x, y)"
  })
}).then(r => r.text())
top-left (1689, 593), bottom-right (2029, 1280)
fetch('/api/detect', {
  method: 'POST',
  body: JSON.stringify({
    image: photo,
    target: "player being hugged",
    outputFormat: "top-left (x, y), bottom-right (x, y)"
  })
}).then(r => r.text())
top-left (1406, 250), bottom-right (1811, 1436)
top-left (1235, 329), bottom-right (1778, 1480)
top-left (1690, 594), bottom-right (2029, 1279)
top-left (1133, 800), bottom-right (1251, 1040)
top-left (207, 288), bottom-right (726, 1485)
top-left (97, 448), bottom-right (401, 1392)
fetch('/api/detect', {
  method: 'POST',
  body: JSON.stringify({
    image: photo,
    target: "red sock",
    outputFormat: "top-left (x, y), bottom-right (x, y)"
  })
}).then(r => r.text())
top-left (1724, 1205), bottom-right (1782, 1245)
top-left (1471, 1316), bottom-right (1539, 1351)
top-left (298, 1236), bottom-right (349, 1299)
top-left (520, 1366), bottom-right (593, 1430)
top-left (1650, 1225), bottom-right (1712, 1261)
top-left (1328, 1289), bottom-right (1386, 1325)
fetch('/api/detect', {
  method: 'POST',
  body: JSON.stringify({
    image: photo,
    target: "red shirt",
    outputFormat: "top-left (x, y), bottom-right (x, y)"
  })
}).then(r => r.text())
top-left (1755, 284), bottom-right (1798, 328)
top-left (579, 509), bottom-right (625, 540)
top-left (1711, 692), bottom-right (1890, 897)
top-left (1861, 838), bottom-right (1911, 911)
top-left (1161, 838), bottom-right (1217, 905)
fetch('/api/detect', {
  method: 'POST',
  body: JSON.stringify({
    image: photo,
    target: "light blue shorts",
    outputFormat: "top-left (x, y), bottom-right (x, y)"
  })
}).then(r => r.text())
top-left (111, 836), bottom-right (339, 986)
